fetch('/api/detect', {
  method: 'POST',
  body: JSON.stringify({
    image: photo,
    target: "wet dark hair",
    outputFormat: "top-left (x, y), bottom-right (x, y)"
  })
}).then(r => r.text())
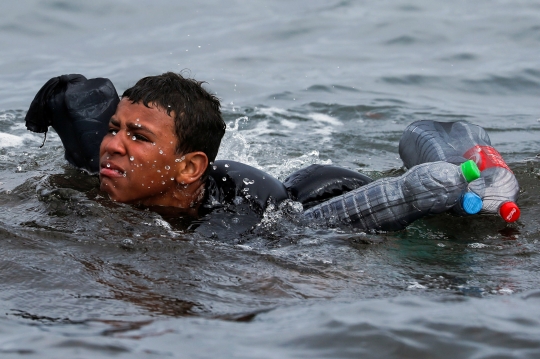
top-left (122, 72), bottom-right (225, 166)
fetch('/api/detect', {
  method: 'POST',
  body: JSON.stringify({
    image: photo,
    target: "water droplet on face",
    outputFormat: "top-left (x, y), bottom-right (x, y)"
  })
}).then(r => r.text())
top-left (224, 163), bottom-right (229, 168)
top-left (152, 142), bottom-right (156, 146)
top-left (162, 181), bottom-right (165, 184)
top-left (106, 164), bottom-right (111, 168)
top-left (222, 177), bottom-right (227, 181)
top-left (159, 150), bottom-right (163, 154)
top-left (127, 132), bottom-right (130, 136)
top-left (175, 158), bottom-right (181, 162)
top-left (129, 156), bottom-right (134, 161)
top-left (243, 178), bottom-right (255, 185)
top-left (157, 170), bottom-right (161, 173)
top-left (123, 173), bottom-right (127, 177)
top-left (112, 131), bottom-right (117, 136)
top-left (213, 165), bottom-right (217, 170)
top-left (170, 177), bottom-right (174, 181)
top-left (165, 165), bottom-right (170, 170)
top-left (132, 136), bottom-right (137, 140)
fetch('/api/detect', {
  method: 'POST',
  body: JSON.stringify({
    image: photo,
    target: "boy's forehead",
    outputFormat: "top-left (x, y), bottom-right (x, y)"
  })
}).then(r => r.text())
top-left (115, 99), bottom-right (173, 122)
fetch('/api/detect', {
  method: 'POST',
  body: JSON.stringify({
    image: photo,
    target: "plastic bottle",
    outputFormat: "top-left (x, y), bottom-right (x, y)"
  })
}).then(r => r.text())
top-left (398, 120), bottom-right (520, 222)
top-left (303, 160), bottom-right (481, 232)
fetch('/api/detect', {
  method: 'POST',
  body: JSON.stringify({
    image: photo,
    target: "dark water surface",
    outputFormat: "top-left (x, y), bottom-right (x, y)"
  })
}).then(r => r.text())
top-left (1, 1), bottom-right (540, 358)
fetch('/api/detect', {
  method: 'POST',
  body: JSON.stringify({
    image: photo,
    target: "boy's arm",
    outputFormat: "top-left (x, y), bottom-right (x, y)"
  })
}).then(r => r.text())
top-left (25, 74), bottom-right (120, 174)
top-left (283, 164), bottom-right (373, 209)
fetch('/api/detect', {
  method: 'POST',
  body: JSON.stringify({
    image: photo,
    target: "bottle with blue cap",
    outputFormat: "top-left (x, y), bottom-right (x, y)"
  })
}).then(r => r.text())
top-left (399, 120), bottom-right (520, 222)
top-left (303, 160), bottom-right (481, 232)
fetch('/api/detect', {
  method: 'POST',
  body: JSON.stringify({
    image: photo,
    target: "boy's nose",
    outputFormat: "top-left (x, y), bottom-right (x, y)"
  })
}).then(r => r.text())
top-left (103, 131), bottom-right (127, 156)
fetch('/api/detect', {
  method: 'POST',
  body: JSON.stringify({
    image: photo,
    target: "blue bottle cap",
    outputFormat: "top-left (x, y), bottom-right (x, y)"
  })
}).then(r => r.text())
top-left (461, 192), bottom-right (483, 214)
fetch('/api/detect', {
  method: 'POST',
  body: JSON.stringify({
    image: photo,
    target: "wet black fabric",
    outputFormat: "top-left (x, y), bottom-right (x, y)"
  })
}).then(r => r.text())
top-left (25, 74), bottom-right (120, 173)
top-left (24, 74), bottom-right (373, 236)
top-left (206, 160), bottom-right (289, 215)
top-left (194, 161), bottom-right (374, 241)
top-left (187, 161), bottom-right (290, 240)
top-left (283, 164), bottom-right (373, 209)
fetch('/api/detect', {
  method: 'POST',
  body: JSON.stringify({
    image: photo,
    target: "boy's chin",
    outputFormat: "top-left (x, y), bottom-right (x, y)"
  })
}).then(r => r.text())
top-left (99, 185), bottom-right (126, 203)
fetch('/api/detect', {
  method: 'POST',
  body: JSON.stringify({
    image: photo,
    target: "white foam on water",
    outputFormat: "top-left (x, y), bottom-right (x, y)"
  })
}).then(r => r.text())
top-left (217, 116), bottom-right (261, 169)
top-left (468, 243), bottom-right (489, 249)
top-left (308, 113), bottom-right (343, 127)
top-left (280, 119), bottom-right (297, 129)
top-left (312, 127), bottom-right (336, 140)
top-left (407, 282), bottom-right (427, 290)
top-left (10, 122), bottom-right (29, 130)
top-left (243, 119), bottom-right (274, 136)
top-left (154, 218), bottom-right (172, 230)
top-left (0, 131), bottom-right (53, 149)
top-left (0, 112), bottom-right (16, 122)
top-left (0, 132), bottom-right (23, 148)
top-left (257, 107), bottom-right (289, 117)
top-left (498, 288), bottom-right (514, 295)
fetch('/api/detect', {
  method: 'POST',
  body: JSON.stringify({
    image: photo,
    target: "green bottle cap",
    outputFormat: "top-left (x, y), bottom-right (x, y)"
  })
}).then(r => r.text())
top-left (460, 160), bottom-right (481, 182)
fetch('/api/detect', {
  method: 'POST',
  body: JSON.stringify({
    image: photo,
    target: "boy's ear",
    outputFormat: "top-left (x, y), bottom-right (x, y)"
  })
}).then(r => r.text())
top-left (176, 152), bottom-right (208, 184)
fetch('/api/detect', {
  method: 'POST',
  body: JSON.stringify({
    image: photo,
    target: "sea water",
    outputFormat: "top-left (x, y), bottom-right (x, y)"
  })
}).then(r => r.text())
top-left (1, 1), bottom-right (540, 358)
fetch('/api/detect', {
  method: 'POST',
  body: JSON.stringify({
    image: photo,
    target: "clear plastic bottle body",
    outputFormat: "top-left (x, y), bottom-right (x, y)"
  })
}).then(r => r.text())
top-left (399, 120), bottom-right (491, 168)
top-left (303, 161), bottom-right (474, 231)
top-left (468, 167), bottom-right (520, 221)
top-left (399, 120), bottom-right (520, 221)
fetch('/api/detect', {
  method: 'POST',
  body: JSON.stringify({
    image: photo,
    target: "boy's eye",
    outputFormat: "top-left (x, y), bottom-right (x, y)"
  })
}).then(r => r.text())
top-left (132, 134), bottom-right (149, 142)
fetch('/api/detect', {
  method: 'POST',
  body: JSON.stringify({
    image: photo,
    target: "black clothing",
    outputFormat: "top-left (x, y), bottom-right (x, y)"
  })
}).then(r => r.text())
top-left (25, 74), bottom-right (119, 173)
top-left (25, 74), bottom-right (373, 238)
top-left (207, 160), bottom-right (290, 215)
top-left (283, 163), bottom-right (373, 209)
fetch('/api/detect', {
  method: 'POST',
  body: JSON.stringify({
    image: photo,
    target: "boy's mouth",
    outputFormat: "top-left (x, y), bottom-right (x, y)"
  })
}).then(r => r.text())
top-left (99, 161), bottom-right (126, 178)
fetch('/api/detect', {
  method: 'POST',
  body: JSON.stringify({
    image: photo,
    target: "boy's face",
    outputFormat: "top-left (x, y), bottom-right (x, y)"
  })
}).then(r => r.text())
top-left (99, 98), bottom-right (183, 206)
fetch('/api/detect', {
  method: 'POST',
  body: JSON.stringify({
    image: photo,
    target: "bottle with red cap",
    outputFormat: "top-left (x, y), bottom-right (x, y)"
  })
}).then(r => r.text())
top-left (398, 120), bottom-right (520, 222)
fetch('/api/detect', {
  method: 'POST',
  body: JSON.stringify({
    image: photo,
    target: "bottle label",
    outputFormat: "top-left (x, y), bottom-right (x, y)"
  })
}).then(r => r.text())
top-left (463, 145), bottom-right (512, 172)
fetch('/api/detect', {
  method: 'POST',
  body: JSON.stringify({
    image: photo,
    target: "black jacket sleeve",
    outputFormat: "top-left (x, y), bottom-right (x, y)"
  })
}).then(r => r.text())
top-left (24, 74), bottom-right (119, 173)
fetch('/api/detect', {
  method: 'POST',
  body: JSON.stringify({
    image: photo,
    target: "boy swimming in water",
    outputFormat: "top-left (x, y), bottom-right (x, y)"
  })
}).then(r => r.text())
top-left (99, 73), bottom-right (225, 214)
top-left (24, 73), bottom-right (372, 236)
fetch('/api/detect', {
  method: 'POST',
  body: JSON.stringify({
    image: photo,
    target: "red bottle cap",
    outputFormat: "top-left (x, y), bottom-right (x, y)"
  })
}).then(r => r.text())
top-left (499, 202), bottom-right (520, 222)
